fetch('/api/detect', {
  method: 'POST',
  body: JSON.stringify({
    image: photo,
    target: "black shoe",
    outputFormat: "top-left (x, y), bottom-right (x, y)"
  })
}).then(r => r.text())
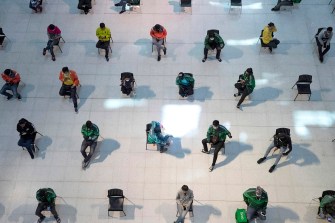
top-left (52, 55), bottom-right (56, 61)
top-left (6, 94), bottom-right (13, 100)
top-left (271, 7), bottom-right (279, 11)
top-left (236, 105), bottom-right (241, 109)
top-left (74, 107), bottom-right (78, 113)
top-left (105, 56), bottom-right (109, 61)
top-left (163, 47), bottom-right (167, 55)
top-left (43, 48), bottom-right (46, 55)
top-left (201, 149), bottom-right (209, 154)
top-left (115, 3), bottom-right (120, 6)
top-left (202, 57), bottom-right (207, 62)
top-left (269, 165), bottom-right (276, 173)
top-left (257, 157), bottom-right (266, 164)
top-left (157, 55), bottom-right (161, 61)
top-left (37, 216), bottom-right (45, 223)
top-left (160, 147), bottom-right (167, 153)
top-left (319, 55), bottom-right (324, 63)
top-left (17, 94), bottom-right (22, 100)
top-left (55, 216), bottom-right (61, 223)
top-left (217, 57), bottom-right (222, 62)
top-left (119, 10), bottom-right (125, 14)
top-left (209, 165), bottom-right (214, 172)
top-left (234, 93), bottom-right (241, 97)
top-left (269, 47), bottom-right (272, 53)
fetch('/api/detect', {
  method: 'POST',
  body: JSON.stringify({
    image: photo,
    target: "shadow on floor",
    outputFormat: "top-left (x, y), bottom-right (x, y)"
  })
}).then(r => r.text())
top-left (133, 85), bottom-right (156, 99)
top-left (193, 86), bottom-right (213, 101)
top-left (166, 137), bottom-right (191, 159)
top-left (264, 205), bottom-right (300, 223)
top-left (88, 138), bottom-right (120, 166)
top-left (134, 39), bottom-right (152, 57)
top-left (36, 135), bottom-right (52, 160)
top-left (78, 84), bottom-right (95, 109)
top-left (242, 87), bottom-right (283, 107)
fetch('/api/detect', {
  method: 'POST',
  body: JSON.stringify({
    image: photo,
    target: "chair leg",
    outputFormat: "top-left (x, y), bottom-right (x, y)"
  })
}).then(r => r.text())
top-left (291, 83), bottom-right (297, 89)
top-left (308, 94), bottom-right (311, 101)
top-left (294, 94), bottom-right (298, 101)
top-left (332, 6), bottom-right (335, 13)
top-left (122, 210), bottom-right (126, 216)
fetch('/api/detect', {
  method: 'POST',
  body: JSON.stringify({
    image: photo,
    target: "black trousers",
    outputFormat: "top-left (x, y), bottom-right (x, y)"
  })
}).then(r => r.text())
top-left (59, 84), bottom-right (78, 108)
top-left (96, 40), bottom-right (110, 57)
top-left (179, 85), bottom-right (193, 97)
top-left (204, 47), bottom-right (221, 59)
top-left (81, 140), bottom-right (97, 163)
top-left (202, 138), bottom-right (225, 166)
top-left (237, 88), bottom-right (252, 106)
top-left (35, 202), bottom-right (58, 218)
top-left (316, 38), bottom-right (330, 58)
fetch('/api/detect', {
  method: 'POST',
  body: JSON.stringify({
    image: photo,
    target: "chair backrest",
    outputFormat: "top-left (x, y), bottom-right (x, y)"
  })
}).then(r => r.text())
top-left (275, 128), bottom-right (290, 136)
top-left (180, 0), bottom-right (192, 6)
top-left (231, 0), bottom-right (242, 5)
top-left (0, 28), bottom-right (4, 35)
top-left (108, 189), bottom-right (125, 212)
top-left (121, 72), bottom-right (134, 81)
top-left (297, 74), bottom-right (312, 84)
top-left (108, 188), bottom-right (124, 198)
top-left (146, 123), bottom-right (152, 133)
top-left (207, 29), bottom-right (219, 36)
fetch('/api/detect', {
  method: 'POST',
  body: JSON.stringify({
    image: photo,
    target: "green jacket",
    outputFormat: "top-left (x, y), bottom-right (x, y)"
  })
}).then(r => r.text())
top-left (206, 125), bottom-right (231, 142)
top-left (81, 123), bottom-right (99, 141)
top-left (239, 72), bottom-right (255, 92)
top-left (36, 188), bottom-right (57, 204)
top-left (243, 188), bottom-right (268, 210)
top-left (320, 195), bottom-right (335, 216)
top-left (204, 33), bottom-right (225, 49)
top-left (176, 73), bottom-right (194, 87)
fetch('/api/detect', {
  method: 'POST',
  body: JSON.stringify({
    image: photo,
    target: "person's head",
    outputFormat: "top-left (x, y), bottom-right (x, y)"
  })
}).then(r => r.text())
top-left (62, 66), bottom-right (69, 74)
top-left (256, 186), bottom-right (263, 198)
top-left (325, 27), bottom-right (333, 38)
top-left (178, 72), bottom-right (184, 77)
top-left (154, 24), bottom-right (162, 32)
top-left (268, 22), bottom-right (275, 31)
top-left (181, 185), bottom-right (189, 193)
top-left (48, 24), bottom-right (55, 30)
top-left (4, 69), bottom-right (11, 76)
top-left (246, 68), bottom-right (253, 75)
top-left (212, 120), bottom-right (219, 129)
top-left (100, 23), bottom-right (105, 29)
top-left (86, 120), bottom-right (93, 129)
top-left (18, 118), bottom-right (27, 127)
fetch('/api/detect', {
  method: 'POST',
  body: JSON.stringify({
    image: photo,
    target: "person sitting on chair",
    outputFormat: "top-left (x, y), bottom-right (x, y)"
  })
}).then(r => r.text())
top-left (17, 118), bottom-right (37, 159)
top-left (202, 31), bottom-right (225, 62)
top-left (319, 194), bottom-right (335, 221)
top-left (59, 67), bottom-right (80, 113)
top-left (43, 24), bottom-right (61, 61)
top-left (174, 185), bottom-right (194, 223)
top-left (1, 69), bottom-right (21, 100)
top-left (243, 186), bottom-right (268, 221)
top-left (201, 120), bottom-right (232, 172)
top-left (150, 24), bottom-right (167, 62)
top-left (96, 22), bottom-right (111, 62)
top-left (115, 0), bottom-right (140, 14)
top-left (78, 0), bottom-right (92, 14)
top-left (261, 22), bottom-right (280, 53)
top-left (257, 129), bottom-right (292, 173)
top-left (271, 0), bottom-right (293, 11)
top-left (35, 188), bottom-right (61, 223)
top-left (148, 121), bottom-right (172, 153)
top-left (29, 0), bottom-right (43, 13)
top-left (120, 74), bottom-right (135, 96)
top-left (316, 27), bottom-right (333, 63)
top-left (234, 68), bottom-right (255, 109)
top-left (176, 72), bottom-right (195, 98)
top-left (81, 120), bottom-right (99, 168)
top-left (0, 27), bottom-right (5, 46)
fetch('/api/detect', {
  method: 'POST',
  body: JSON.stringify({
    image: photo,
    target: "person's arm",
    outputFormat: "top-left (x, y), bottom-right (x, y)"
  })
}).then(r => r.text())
top-left (162, 28), bottom-right (167, 38)
top-left (106, 28), bottom-right (111, 40)
top-left (326, 32), bottom-right (333, 46)
top-left (176, 191), bottom-right (182, 205)
top-left (185, 190), bottom-right (194, 207)
top-left (206, 126), bottom-right (212, 141)
top-left (81, 125), bottom-right (89, 140)
top-left (204, 36), bottom-right (210, 49)
top-left (216, 34), bottom-right (225, 49)
top-left (283, 136), bottom-right (292, 155)
top-left (12, 71), bottom-right (20, 84)
top-left (71, 71), bottom-right (80, 86)
top-left (91, 124), bottom-right (99, 141)
top-left (59, 71), bottom-right (64, 82)
top-left (150, 29), bottom-right (155, 38)
top-left (96, 28), bottom-right (100, 40)
top-left (317, 30), bottom-right (324, 43)
top-left (176, 76), bottom-right (181, 85)
top-left (243, 191), bottom-right (250, 206)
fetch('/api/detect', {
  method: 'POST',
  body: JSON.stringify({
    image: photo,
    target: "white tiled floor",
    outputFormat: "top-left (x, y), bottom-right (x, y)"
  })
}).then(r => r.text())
top-left (0, 0), bottom-right (335, 222)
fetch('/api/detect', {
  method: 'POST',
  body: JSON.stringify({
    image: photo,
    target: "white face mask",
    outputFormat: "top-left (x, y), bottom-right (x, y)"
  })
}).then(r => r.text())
top-left (213, 126), bottom-right (218, 130)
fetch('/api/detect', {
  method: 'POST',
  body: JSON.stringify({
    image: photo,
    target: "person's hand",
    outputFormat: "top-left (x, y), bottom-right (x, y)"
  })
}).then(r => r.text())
top-left (283, 152), bottom-right (289, 156)
top-left (71, 85), bottom-right (75, 88)
top-left (220, 44), bottom-right (224, 48)
top-left (156, 38), bottom-right (160, 42)
top-left (228, 134), bottom-right (232, 139)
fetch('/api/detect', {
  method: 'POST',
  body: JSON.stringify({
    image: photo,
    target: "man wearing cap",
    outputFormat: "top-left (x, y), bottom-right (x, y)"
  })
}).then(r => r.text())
top-left (81, 120), bottom-right (100, 168)
top-left (96, 22), bottom-right (112, 62)
top-left (243, 186), bottom-right (268, 221)
top-left (174, 185), bottom-right (194, 223)
top-left (59, 67), bottom-right (80, 113)
top-left (316, 27), bottom-right (333, 63)
top-left (234, 68), bottom-right (255, 109)
top-left (150, 24), bottom-right (167, 62)
top-left (201, 120), bottom-right (232, 172)
top-left (1, 69), bottom-right (21, 100)
top-left (261, 22), bottom-right (280, 53)
top-left (202, 31), bottom-right (225, 62)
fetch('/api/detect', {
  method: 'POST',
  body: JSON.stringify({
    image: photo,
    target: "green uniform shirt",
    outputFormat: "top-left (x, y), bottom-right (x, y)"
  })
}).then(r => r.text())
top-left (206, 125), bottom-right (231, 142)
top-left (243, 188), bottom-right (268, 210)
top-left (81, 123), bottom-right (99, 141)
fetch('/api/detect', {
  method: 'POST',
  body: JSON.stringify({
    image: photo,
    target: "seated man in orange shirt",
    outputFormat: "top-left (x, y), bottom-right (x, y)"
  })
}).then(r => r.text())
top-left (1, 69), bottom-right (21, 100)
top-left (150, 24), bottom-right (167, 62)
top-left (59, 67), bottom-right (80, 113)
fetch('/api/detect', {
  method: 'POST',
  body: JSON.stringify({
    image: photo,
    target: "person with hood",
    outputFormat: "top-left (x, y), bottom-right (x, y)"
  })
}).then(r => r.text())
top-left (243, 186), bottom-right (268, 221)
top-left (17, 118), bottom-right (37, 159)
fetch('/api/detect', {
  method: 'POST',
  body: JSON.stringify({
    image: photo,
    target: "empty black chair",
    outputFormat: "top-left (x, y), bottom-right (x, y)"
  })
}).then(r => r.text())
top-left (229, 0), bottom-right (242, 13)
top-left (291, 74), bottom-right (312, 89)
top-left (176, 201), bottom-right (194, 217)
top-left (292, 75), bottom-right (312, 101)
top-left (108, 189), bottom-right (126, 217)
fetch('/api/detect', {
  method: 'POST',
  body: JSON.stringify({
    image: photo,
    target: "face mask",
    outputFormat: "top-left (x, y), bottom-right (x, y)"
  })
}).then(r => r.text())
top-left (213, 126), bottom-right (218, 130)
top-left (209, 37), bottom-right (214, 41)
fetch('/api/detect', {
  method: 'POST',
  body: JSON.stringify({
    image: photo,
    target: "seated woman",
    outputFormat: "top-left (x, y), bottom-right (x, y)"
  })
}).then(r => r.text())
top-left (78, 0), bottom-right (92, 14)
top-left (147, 121), bottom-right (172, 153)
top-left (29, 0), bottom-right (43, 13)
top-left (120, 72), bottom-right (135, 96)
top-left (176, 72), bottom-right (194, 98)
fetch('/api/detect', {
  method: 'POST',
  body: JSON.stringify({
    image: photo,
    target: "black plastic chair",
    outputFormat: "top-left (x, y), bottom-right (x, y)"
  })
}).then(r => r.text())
top-left (291, 74), bottom-right (312, 89)
top-left (176, 201), bottom-right (194, 218)
top-left (180, 0), bottom-right (192, 13)
top-left (229, 0), bottom-right (242, 13)
top-left (292, 75), bottom-right (312, 101)
top-left (54, 36), bottom-right (66, 53)
top-left (108, 189), bottom-right (126, 217)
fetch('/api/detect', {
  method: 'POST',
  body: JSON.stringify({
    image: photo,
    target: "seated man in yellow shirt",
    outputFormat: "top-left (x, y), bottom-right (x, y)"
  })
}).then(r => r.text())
top-left (96, 23), bottom-right (111, 62)
top-left (261, 22), bottom-right (280, 53)
top-left (59, 67), bottom-right (80, 113)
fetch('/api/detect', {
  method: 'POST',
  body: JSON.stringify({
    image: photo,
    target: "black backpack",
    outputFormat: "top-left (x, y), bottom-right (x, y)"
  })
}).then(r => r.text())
top-left (274, 132), bottom-right (289, 147)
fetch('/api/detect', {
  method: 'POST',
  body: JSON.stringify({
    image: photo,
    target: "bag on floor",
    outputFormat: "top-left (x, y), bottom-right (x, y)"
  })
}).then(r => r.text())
top-left (235, 208), bottom-right (248, 223)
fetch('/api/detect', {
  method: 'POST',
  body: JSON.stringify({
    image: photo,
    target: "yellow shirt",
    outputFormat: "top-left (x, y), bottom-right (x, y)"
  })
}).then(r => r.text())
top-left (63, 72), bottom-right (74, 86)
top-left (96, 27), bottom-right (111, 42)
top-left (262, 26), bottom-right (277, 44)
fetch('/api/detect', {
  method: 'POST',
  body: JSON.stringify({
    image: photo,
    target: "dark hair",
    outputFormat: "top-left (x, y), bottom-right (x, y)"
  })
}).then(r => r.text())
top-left (327, 27), bottom-right (333, 32)
top-left (62, 67), bottom-right (69, 73)
top-left (246, 68), bottom-right (253, 74)
top-left (178, 72), bottom-right (184, 77)
top-left (154, 24), bottom-right (162, 32)
top-left (18, 118), bottom-right (28, 124)
top-left (4, 69), bottom-right (11, 75)
top-left (268, 22), bottom-right (274, 27)
top-left (181, 185), bottom-right (189, 191)
top-left (86, 120), bottom-right (93, 128)
top-left (100, 23), bottom-right (105, 28)
top-left (48, 24), bottom-right (55, 30)
top-left (213, 120), bottom-right (219, 127)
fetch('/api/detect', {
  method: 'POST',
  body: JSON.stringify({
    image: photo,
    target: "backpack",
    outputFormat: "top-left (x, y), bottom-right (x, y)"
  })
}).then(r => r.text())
top-left (235, 208), bottom-right (248, 223)
top-left (274, 132), bottom-right (289, 147)
top-left (36, 188), bottom-right (56, 203)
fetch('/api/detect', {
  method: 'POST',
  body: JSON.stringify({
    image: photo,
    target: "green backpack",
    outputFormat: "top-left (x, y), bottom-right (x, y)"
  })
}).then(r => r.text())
top-left (235, 208), bottom-right (248, 223)
top-left (36, 188), bottom-right (56, 203)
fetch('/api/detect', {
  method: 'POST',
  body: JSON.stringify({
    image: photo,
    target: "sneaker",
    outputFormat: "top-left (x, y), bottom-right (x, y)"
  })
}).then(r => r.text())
top-left (6, 95), bottom-right (13, 100)
top-left (17, 94), bottom-right (22, 100)
top-left (236, 105), bottom-right (241, 109)
top-left (119, 10), bottom-right (126, 14)
top-left (217, 57), bottom-right (222, 62)
top-left (202, 57), bottom-right (207, 63)
top-left (157, 55), bottom-right (161, 61)
top-left (234, 93), bottom-right (240, 97)
top-left (55, 217), bottom-right (61, 223)
top-left (83, 161), bottom-right (90, 168)
top-left (209, 165), bottom-right (214, 172)
top-left (269, 165), bottom-right (276, 173)
top-left (271, 7), bottom-right (279, 11)
top-left (319, 55), bottom-right (324, 63)
top-left (37, 216), bottom-right (45, 223)
top-left (201, 149), bottom-right (209, 154)
top-left (42, 48), bottom-right (46, 55)
top-left (160, 147), bottom-right (167, 153)
top-left (74, 107), bottom-right (78, 113)
top-left (163, 47), bottom-right (167, 55)
top-left (115, 3), bottom-right (121, 6)
top-left (257, 157), bottom-right (266, 164)
top-left (105, 56), bottom-right (109, 62)
top-left (52, 55), bottom-right (56, 61)
top-left (269, 47), bottom-right (272, 53)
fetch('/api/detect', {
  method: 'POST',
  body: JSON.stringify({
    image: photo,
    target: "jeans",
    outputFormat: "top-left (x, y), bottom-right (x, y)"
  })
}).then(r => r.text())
top-left (263, 142), bottom-right (287, 166)
top-left (202, 138), bottom-right (225, 166)
top-left (316, 38), bottom-right (330, 58)
top-left (152, 38), bottom-right (165, 56)
top-left (81, 139), bottom-right (97, 163)
top-left (176, 203), bottom-right (191, 223)
top-left (59, 84), bottom-right (78, 108)
top-left (45, 38), bottom-right (60, 56)
top-left (96, 40), bottom-right (110, 57)
top-left (35, 202), bottom-right (59, 219)
top-left (237, 88), bottom-right (252, 106)
top-left (0, 83), bottom-right (20, 98)
top-left (18, 138), bottom-right (34, 159)
top-left (267, 39), bottom-right (280, 49)
top-left (204, 47), bottom-right (221, 59)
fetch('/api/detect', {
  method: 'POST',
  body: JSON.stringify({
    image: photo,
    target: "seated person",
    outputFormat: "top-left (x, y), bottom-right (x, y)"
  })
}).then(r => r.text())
top-left (271, 0), bottom-right (293, 11)
top-left (147, 121), bottom-right (172, 153)
top-left (1, 69), bottom-right (21, 100)
top-left (17, 118), bottom-right (37, 159)
top-left (120, 73), bottom-right (135, 96)
top-left (35, 188), bottom-right (61, 223)
top-left (202, 31), bottom-right (225, 62)
top-left (115, 0), bottom-right (140, 14)
top-left (43, 24), bottom-right (62, 61)
top-left (176, 72), bottom-right (194, 98)
top-left (315, 27), bottom-right (333, 63)
top-left (234, 68), bottom-right (255, 109)
top-left (0, 27), bottom-right (5, 45)
top-left (150, 24), bottom-right (167, 62)
top-left (243, 186), bottom-right (268, 221)
top-left (81, 120), bottom-right (99, 168)
top-left (175, 185), bottom-right (194, 223)
top-left (29, 0), bottom-right (43, 13)
top-left (96, 22), bottom-right (111, 62)
top-left (319, 193), bottom-right (335, 221)
top-left (59, 67), bottom-right (80, 113)
top-left (261, 22), bottom-right (280, 52)
top-left (78, 0), bottom-right (92, 14)
top-left (257, 128), bottom-right (292, 173)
